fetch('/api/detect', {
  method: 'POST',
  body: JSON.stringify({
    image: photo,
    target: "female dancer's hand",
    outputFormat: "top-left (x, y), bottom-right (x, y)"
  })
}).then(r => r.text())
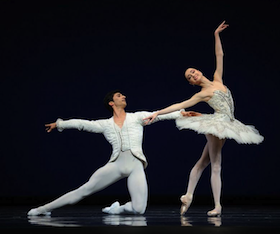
top-left (45, 122), bottom-right (57, 133)
top-left (143, 112), bottom-right (159, 125)
top-left (214, 21), bottom-right (229, 35)
top-left (181, 111), bottom-right (202, 117)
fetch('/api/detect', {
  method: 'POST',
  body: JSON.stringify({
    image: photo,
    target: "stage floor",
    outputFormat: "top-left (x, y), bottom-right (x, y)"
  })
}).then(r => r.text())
top-left (1, 205), bottom-right (280, 233)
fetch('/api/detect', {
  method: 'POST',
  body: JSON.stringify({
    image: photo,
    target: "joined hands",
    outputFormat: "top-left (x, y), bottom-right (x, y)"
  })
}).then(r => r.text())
top-left (143, 111), bottom-right (202, 125)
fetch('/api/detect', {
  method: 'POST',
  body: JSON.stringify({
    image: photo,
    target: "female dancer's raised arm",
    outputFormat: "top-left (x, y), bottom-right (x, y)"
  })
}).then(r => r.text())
top-left (144, 21), bottom-right (229, 125)
top-left (213, 21), bottom-right (228, 84)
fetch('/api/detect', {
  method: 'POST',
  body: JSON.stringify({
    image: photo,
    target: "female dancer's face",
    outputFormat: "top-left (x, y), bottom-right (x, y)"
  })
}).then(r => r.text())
top-left (185, 68), bottom-right (203, 85)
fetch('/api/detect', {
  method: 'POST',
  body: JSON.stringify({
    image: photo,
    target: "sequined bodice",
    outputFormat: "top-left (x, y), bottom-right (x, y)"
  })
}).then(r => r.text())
top-left (207, 89), bottom-right (235, 121)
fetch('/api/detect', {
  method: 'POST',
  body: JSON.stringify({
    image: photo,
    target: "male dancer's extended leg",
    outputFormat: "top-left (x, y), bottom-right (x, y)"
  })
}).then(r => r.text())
top-left (28, 163), bottom-right (124, 216)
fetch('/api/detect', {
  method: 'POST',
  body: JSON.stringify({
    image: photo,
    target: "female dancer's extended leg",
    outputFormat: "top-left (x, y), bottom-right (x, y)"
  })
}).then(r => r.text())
top-left (180, 141), bottom-right (210, 215)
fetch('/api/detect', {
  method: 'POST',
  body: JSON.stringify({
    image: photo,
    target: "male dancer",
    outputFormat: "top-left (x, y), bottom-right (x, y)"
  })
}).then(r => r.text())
top-left (28, 90), bottom-right (200, 216)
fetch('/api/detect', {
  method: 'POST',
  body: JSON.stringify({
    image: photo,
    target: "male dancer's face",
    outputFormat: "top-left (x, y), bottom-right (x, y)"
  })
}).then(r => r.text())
top-left (112, 92), bottom-right (127, 109)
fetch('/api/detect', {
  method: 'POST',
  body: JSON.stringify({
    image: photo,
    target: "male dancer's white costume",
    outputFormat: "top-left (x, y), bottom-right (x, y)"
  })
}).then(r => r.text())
top-left (28, 111), bottom-right (182, 215)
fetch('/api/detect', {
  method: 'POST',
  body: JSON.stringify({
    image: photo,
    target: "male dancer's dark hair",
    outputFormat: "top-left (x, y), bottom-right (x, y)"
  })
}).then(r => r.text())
top-left (103, 89), bottom-right (122, 112)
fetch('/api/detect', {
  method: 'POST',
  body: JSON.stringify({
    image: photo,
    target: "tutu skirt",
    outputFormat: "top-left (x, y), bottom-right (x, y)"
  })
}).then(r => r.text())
top-left (176, 113), bottom-right (264, 144)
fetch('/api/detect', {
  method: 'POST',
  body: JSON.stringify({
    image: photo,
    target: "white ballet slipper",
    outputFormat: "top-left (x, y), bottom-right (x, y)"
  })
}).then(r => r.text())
top-left (27, 207), bottom-right (51, 216)
top-left (102, 201), bottom-right (120, 214)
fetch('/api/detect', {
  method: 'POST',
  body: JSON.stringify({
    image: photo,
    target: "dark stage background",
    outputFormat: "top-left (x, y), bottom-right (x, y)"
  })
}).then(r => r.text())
top-left (1, 0), bottom-right (279, 206)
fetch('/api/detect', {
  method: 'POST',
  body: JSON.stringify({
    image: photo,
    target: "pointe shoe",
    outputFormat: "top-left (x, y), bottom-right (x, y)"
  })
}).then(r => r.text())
top-left (207, 205), bottom-right (222, 217)
top-left (180, 194), bottom-right (193, 216)
top-left (27, 207), bottom-right (51, 216)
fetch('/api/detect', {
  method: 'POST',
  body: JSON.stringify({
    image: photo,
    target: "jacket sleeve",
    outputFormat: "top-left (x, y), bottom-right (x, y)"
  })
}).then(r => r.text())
top-left (136, 110), bottom-right (183, 126)
top-left (56, 118), bottom-right (105, 133)
top-left (156, 110), bottom-right (183, 121)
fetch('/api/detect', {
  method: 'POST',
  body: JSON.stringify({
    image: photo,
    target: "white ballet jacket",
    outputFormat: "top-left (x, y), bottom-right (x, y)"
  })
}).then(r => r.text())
top-left (56, 111), bottom-right (182, 168)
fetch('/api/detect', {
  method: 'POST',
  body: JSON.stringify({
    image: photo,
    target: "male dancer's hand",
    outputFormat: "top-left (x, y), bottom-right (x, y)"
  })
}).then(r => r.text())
top-left (181, 111), bottom-right (202, 117)
top-left (45, 122), bottom-right (57, 133)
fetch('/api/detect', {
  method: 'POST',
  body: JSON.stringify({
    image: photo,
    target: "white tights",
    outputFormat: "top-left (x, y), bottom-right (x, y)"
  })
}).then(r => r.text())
top-left (185, 134), bottom-right (226, 208)
top-left (38, 151), bottom-right (148, 214)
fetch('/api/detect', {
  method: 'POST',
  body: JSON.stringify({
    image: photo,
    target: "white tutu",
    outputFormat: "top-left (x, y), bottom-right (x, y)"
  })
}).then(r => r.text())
top-left (176, 89), bottom-right (264, 144)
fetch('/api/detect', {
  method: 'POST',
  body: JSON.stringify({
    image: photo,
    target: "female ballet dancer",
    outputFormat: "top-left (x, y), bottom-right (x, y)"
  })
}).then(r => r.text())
top-left (144, 21), bottom-right (264, 217)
